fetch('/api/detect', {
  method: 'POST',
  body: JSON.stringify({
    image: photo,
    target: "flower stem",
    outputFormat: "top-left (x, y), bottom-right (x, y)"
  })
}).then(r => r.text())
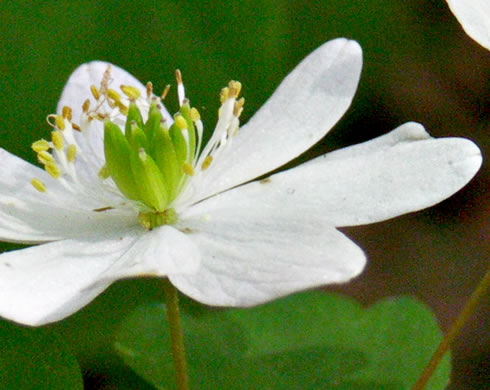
top-left (411, 267), bottom-right (490, 390)
top-left (163, 279), bottom-right (190, 390)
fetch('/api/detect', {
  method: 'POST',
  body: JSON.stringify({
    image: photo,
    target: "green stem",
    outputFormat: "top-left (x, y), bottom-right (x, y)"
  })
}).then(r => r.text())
top-left (411, 267), bottom-right (490, 390)
top-left (163, 279), bottom-right (190, 390)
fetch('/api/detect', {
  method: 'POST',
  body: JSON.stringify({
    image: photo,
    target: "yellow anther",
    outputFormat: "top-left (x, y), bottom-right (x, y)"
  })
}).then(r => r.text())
top-left (107, 88), bottom-right (122, 102)
top-left (62, 106), bottom-right (72, 120)
top-left (37, 151), bottom-right (55, 165)
top-left (161, 84), bottom-right (171, 100)
top-left (31, 178), bottom-right (47, 193)
top-left (175, 115), bottom-right (187, 129)
top-left (220, 87), bottom-right (229, 104)
top-left (32, 139), bottom-right (50, 153)
top-left (183, 162), bottom-right (194, 176)
top-left (228, 80), bottom-right (242, 97)
top-left (55, 115), bottom-right (65, 130)
top-left (51, 131), bottom-right (64, 151)
top-left (98, 164), bottom-right (111, 179)
top-left (45, 162), bottom-right (61, 179)
top-left (201, 155), bottom-right (213, 170)
top-left (233, 97), bottom-right (245, 116)
top-left (117, 102), bottom-right (128, 115)
top-left (72, 123), bottom-right (81, 132)
top-left (120, 85), bottom-right (141, 99)
top-left (95, 112), bottom-right (108, 121)
top-left (106, 97), bottom-right (116, 109)
top-left (190, 107), bottom-right (201, 122)
top-left (82, 99), bottom-right (90, 113)
top-left (67, 144), bottom-right (77, 162)
top-left (146, 81), bottom-right (153, 99)
top-left (175, 69), bottom-right (183, 84)
top-left (90, 85), bottom-right (100, 100)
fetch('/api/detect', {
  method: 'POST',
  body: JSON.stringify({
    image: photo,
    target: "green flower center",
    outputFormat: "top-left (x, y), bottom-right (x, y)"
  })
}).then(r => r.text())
top-left (30, 68), bottom-right (244, 231)
top-left (103, 98), bottom-right (198, 222)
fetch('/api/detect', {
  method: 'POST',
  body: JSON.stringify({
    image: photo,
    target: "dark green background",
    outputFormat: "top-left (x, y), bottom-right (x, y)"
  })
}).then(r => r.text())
top-left (0, 1), bottom-right (488, 389)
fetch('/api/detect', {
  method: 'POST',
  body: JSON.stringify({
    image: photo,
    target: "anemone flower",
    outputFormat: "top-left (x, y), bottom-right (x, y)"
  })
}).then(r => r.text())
top-left (0, 38), bottom-right (481, 326)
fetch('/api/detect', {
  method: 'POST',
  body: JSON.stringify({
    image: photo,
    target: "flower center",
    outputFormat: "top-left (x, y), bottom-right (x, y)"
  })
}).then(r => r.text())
top-left (30, 66), bottom-right (244, 230)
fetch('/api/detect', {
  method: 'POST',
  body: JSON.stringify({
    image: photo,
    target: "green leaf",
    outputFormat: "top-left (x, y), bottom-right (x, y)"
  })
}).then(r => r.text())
top-left (115, 303), bottom-right (247, 390)
top-left (0, 320), bottom-right (83, 390)
top-left (115, 292), bottom-right (450, 389)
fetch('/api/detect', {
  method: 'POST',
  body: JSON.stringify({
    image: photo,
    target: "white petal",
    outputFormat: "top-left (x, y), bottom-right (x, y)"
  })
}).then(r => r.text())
top-left (446, 0), bottom-right (490, 50)
top-left (0, 148), bottom-right (137, 243)
top-left (191, 38), bottom-right (362, 201)
top-left (185, 122), bottom-right (481, 228)
top-left (0, 226), bottom-right (200, 326)
top-left (170, 211), bottom-right (365, 307)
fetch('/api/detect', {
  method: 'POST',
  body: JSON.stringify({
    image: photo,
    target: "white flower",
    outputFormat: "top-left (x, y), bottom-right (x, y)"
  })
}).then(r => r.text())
top-left (446, 0), bottom-right (490, 50)
top-left (0, 39), bottom-right (482, 326)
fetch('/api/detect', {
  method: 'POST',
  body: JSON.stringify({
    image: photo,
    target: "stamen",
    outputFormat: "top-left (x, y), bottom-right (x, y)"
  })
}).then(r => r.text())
top-left (146, 81), bottom-right (153, 99)
top-left (62, 106), bottom-right (72, 120)
top-left (51, 131), bottom-right (64, 151)
top-left (234, 97), bottom-right (245, 117)
top-left (72, 123), bottom-right (82, 132)
top-left (161, 84), bottom-right (171, 100)
top-left (107, 88), bottom-right (122, 102)
top-left (67, 144), bottom-right (77, 162)
top-left (175, 69), bottom-right (183, 84)
top-left (220, 87), bottom-right (229, 104)
top-left (100, 65), bottom-right (111, 95)
top-left (31, 178), bottom-right (47, 193)
top-left (32, 139), bottom-right (50, 153)
top-left (82, 99), bottom-right (90, 113)
top-left (37, 151), bottom-right (55, 165)
top-left (116, 102), bottom-right (128, 116)
top-left (228, 80), bottom-right (242, 98)
top-left (55, 115), bottom-right (65, 130)
top-left (201, 155), bottom-right (213, 170)
top-left (45, 162), bottom-right (61, 179)
top-left (95, 112), bottom-right (108, 121)
top-left (176, 69), bottom-right (185, 106)
top-left (90, 85), bottom-right (100, 100)
top-left (121, 85), bottom-right (141, 100)
top-left (183, 162), bottom-right (194, 176)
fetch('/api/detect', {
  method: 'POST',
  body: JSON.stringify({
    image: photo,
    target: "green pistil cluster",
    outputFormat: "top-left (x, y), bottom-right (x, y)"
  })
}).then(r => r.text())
top-left (104, 100), bottom-right (199, 227)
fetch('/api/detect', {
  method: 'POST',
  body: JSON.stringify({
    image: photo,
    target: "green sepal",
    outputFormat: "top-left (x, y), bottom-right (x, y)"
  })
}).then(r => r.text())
top-left (153, 123), bottom-right (181, 201)
top-left (130, 148), bottom-right (168, 211)
top-left (125, 102), bottom-right (144, 140)
top-left (104, 121), bottom-right (139, 200)
top-left (144, 103), bottom-right (163, 145)
top-left (179, 103), bottom-right (196, 161)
